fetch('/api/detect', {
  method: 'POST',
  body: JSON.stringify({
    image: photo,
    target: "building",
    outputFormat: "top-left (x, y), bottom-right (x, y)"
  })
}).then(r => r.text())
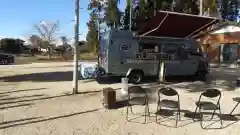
top-left (198, 24), bottom-right (240, 65)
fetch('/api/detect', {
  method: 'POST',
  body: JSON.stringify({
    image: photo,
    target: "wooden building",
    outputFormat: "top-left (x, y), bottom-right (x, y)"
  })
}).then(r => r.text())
top-left (198, 24), bottom-right (240, 64)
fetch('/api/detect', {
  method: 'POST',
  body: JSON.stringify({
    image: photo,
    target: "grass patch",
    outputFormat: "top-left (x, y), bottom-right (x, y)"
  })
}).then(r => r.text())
top-left (14, 52), bottom-right (97, 65)
top-left (79, 53), bottom-right (97, 61)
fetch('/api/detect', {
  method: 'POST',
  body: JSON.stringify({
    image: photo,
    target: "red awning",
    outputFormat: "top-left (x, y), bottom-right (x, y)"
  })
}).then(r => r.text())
top-left (137, 11), bottom-right (220, 38)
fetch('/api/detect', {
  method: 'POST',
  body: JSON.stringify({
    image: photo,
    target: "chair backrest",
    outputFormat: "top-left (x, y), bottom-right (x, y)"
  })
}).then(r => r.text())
top-left (158, 87), bottom-right (178, 97)
top-left (201, 89), bottom-right (221, 98)
top-left (127, 86), bottom-right (147, 100)
top-left (128, 86), bottom-right (146, 94)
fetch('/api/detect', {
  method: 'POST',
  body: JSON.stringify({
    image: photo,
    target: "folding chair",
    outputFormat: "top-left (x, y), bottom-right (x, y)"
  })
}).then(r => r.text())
top-left (156, 87), bottom-right (180, 127)
top-left (126, 86), bottom-right (149, 124)
top-left (193, 89), bottom-right (223, 128)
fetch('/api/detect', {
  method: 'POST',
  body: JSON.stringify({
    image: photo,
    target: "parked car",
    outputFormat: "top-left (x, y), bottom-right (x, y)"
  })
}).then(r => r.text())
top-left (0, 53), bottom-right (14, 65)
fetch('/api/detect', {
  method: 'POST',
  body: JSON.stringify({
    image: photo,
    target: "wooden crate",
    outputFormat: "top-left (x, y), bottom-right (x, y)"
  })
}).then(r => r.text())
top-left (102, 87), bottom-right (116, 109)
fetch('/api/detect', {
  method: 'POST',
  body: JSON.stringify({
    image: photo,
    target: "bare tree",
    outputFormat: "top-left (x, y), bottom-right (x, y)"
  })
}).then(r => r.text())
top-left (34, 21), bottom-right (60, 59)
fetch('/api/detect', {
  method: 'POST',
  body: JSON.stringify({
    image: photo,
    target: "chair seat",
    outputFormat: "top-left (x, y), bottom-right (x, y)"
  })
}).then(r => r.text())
top-left (195, 101), bottom-right (219, 110)
top-left (128, 97), bottom-right (147, 105)
top-left (233, 97), bottom-right (240, 102)
top-left (159, 99), bottom-right (179, 108)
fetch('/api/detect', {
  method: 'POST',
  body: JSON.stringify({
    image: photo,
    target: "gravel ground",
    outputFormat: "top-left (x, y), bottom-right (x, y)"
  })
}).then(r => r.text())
top-left (0, 62), bottom-right (240, 135)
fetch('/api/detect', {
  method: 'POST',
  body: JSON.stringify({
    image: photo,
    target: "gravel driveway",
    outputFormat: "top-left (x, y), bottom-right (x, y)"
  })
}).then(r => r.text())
top-left (0, 62), bottom-right (240, 135)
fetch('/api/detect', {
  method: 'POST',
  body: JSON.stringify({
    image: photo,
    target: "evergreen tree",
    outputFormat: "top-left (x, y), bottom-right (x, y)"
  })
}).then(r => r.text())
top-left (220, 0), bottom-right (239, 21)
top-left (122, 4), bottom-right (130, 30)
top-left (86, 0), bottom-right (103, 54)
top-left (202, 0), bottom-right (218, 16)
top-left (103, 0), bottom-right (122, 27)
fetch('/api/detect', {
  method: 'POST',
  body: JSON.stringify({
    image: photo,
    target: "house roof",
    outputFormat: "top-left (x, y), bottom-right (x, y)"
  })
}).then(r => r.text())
top-left (137, 11), bottom-right (220, 38)
top-left (211, 25), bottom-right (240, 34)
top-left (195, 22), bottom-right (240, 38)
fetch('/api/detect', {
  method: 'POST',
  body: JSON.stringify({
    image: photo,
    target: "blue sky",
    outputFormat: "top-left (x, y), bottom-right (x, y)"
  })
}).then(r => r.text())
top-left (0, 0), bottom-right (126, 41)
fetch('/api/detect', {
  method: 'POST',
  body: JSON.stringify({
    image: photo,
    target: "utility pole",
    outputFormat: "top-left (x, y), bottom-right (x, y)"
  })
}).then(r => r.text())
top-left (199, 0), bottom-right (203, 16)
top-left (129, 0), bottom-right (132, 31)
top-left (97, 20), bottom-right (100, 40)
top-left (73, 0), bottom-right (79, 94)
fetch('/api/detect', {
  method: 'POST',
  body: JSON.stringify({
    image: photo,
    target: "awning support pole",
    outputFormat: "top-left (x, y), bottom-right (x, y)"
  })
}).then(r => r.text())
top-left (185, 19), bottom-right (217, 38)
top-left (140, 13), bottom-right (169, 37)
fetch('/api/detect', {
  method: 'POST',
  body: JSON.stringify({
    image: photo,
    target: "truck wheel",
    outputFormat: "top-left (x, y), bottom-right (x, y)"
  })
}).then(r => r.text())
top-left (0, 60), bottom-right (5, 65)
top-left (4, 60), bottom-right (8, 65)
top-left (195, 71), bottom-right (206, 81)
top-left (128, 71), bottom-right (143, 84)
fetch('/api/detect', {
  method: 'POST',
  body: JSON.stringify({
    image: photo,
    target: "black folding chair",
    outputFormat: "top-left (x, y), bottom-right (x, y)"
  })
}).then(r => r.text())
top-left (126, 86), bottom-right (149, 124)
top-left (193, 89), bottom-right (223, 128)
top-left (156, 87), bottom-right (180, 127)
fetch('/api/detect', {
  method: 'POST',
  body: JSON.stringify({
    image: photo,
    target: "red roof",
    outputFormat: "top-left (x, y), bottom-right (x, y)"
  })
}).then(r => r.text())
top-left (137, 11), bottom-right (220, 38)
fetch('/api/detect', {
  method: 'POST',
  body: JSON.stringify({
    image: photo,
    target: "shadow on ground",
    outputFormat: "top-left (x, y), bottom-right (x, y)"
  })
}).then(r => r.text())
top-left (121, 106), bottom-right (240, 129)
top-left (0, 103), bottom-right (34, 110)
top-left (0, 88), bottom-right (47, 95)
top-left (0, 71), bottom-right (85, 82)
top-left (0, 89), bottom-right (108, 107)
top-left (96, 75), bottom-right (197, 85)
top-left (22, 65), bottom-right (72, 69)
top-left (183, 110), bottom-right (240, 129)
top-left (0, 94), bottom-right (44, 101)
top-left (168, 69), bottom-right (239, 93)
top-left (0, 108), bottom-right (102, 129)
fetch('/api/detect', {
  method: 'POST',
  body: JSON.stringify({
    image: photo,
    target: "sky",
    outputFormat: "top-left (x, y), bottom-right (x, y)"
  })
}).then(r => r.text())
top-left (0, 0), bottom-right (126, 43)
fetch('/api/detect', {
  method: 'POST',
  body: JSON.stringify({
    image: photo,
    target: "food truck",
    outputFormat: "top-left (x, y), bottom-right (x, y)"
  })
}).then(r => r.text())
top-left (97, 11), bottom-right (220, 84)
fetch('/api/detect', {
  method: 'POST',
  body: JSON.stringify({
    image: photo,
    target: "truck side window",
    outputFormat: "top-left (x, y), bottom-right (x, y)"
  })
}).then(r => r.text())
top-left (163, 44), bottom-right (180, 60)
top-left (138, 42), bottom-right (157, 60)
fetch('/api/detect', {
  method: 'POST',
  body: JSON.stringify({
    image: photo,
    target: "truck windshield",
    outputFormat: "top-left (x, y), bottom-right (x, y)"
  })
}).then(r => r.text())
top-left (100, 31), bottom-right (110, 56)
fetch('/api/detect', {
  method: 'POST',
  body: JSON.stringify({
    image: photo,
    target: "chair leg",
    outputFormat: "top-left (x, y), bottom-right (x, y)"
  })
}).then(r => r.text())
top-left (156, 101), bottom-right (161, 124)
top-left (193, 106), bottom-right (199, 122)
top-left (230, 102), bottom-right (240, 115)
top-left (130, 105), bottom-right (134, 115)
top-left (126, 105), bottom-right (129, 121)
top-left (156, 100), bottom-right (160, 123)
top-left (144, 105), bottom-right (147, 124)
top-left (218, 105), bottom-right (223, 128)
top-left (175, 111), bottom-right (178, 127)
top-left (146, 99), bottom-right (150, 116)
top-left (178, 104), bottom-right (181, 120)
top-left (210, 109), bottom-right (216, 120)
top-left (199, 108), bottom-right (204, 129)
top-left (175, 105), bottom-right (181, 127)
top-left (143, 98), bottom-right (150, 124)
top-left (147, 104), bottom-right (150, 116)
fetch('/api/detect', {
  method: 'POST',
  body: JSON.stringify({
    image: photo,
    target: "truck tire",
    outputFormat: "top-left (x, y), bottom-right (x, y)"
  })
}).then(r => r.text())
top-left (128, 71), bottom-right (143, 84)
top-left (4, 60), bottom-right (8, 65)
top-left (0, 60), bottom-right (6, 65)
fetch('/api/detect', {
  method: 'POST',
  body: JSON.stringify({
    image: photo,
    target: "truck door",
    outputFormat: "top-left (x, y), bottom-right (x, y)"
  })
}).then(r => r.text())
top-left (162, 44), bottom-right (181, 76)
top-left (177, 48), bottom-right (198, 76)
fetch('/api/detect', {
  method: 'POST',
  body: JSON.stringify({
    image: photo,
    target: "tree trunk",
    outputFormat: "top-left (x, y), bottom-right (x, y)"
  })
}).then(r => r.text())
top-left (59, 52), bottom-right (66, 60)
top-left (47, 47), bottom-right (51, 59)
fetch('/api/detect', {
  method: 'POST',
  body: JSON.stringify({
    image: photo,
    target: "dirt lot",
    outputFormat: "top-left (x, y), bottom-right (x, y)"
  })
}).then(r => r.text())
top-left (0, 62), bottom-right (240, 135)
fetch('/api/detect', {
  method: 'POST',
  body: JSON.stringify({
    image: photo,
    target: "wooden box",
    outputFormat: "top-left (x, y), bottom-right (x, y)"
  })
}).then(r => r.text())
top-left (102, 87), bottom-right (116, 109)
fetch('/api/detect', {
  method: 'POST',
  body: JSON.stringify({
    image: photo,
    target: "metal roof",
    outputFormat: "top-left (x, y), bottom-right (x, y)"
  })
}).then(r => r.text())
top-left (137, 11), bottom-right (220, 38)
